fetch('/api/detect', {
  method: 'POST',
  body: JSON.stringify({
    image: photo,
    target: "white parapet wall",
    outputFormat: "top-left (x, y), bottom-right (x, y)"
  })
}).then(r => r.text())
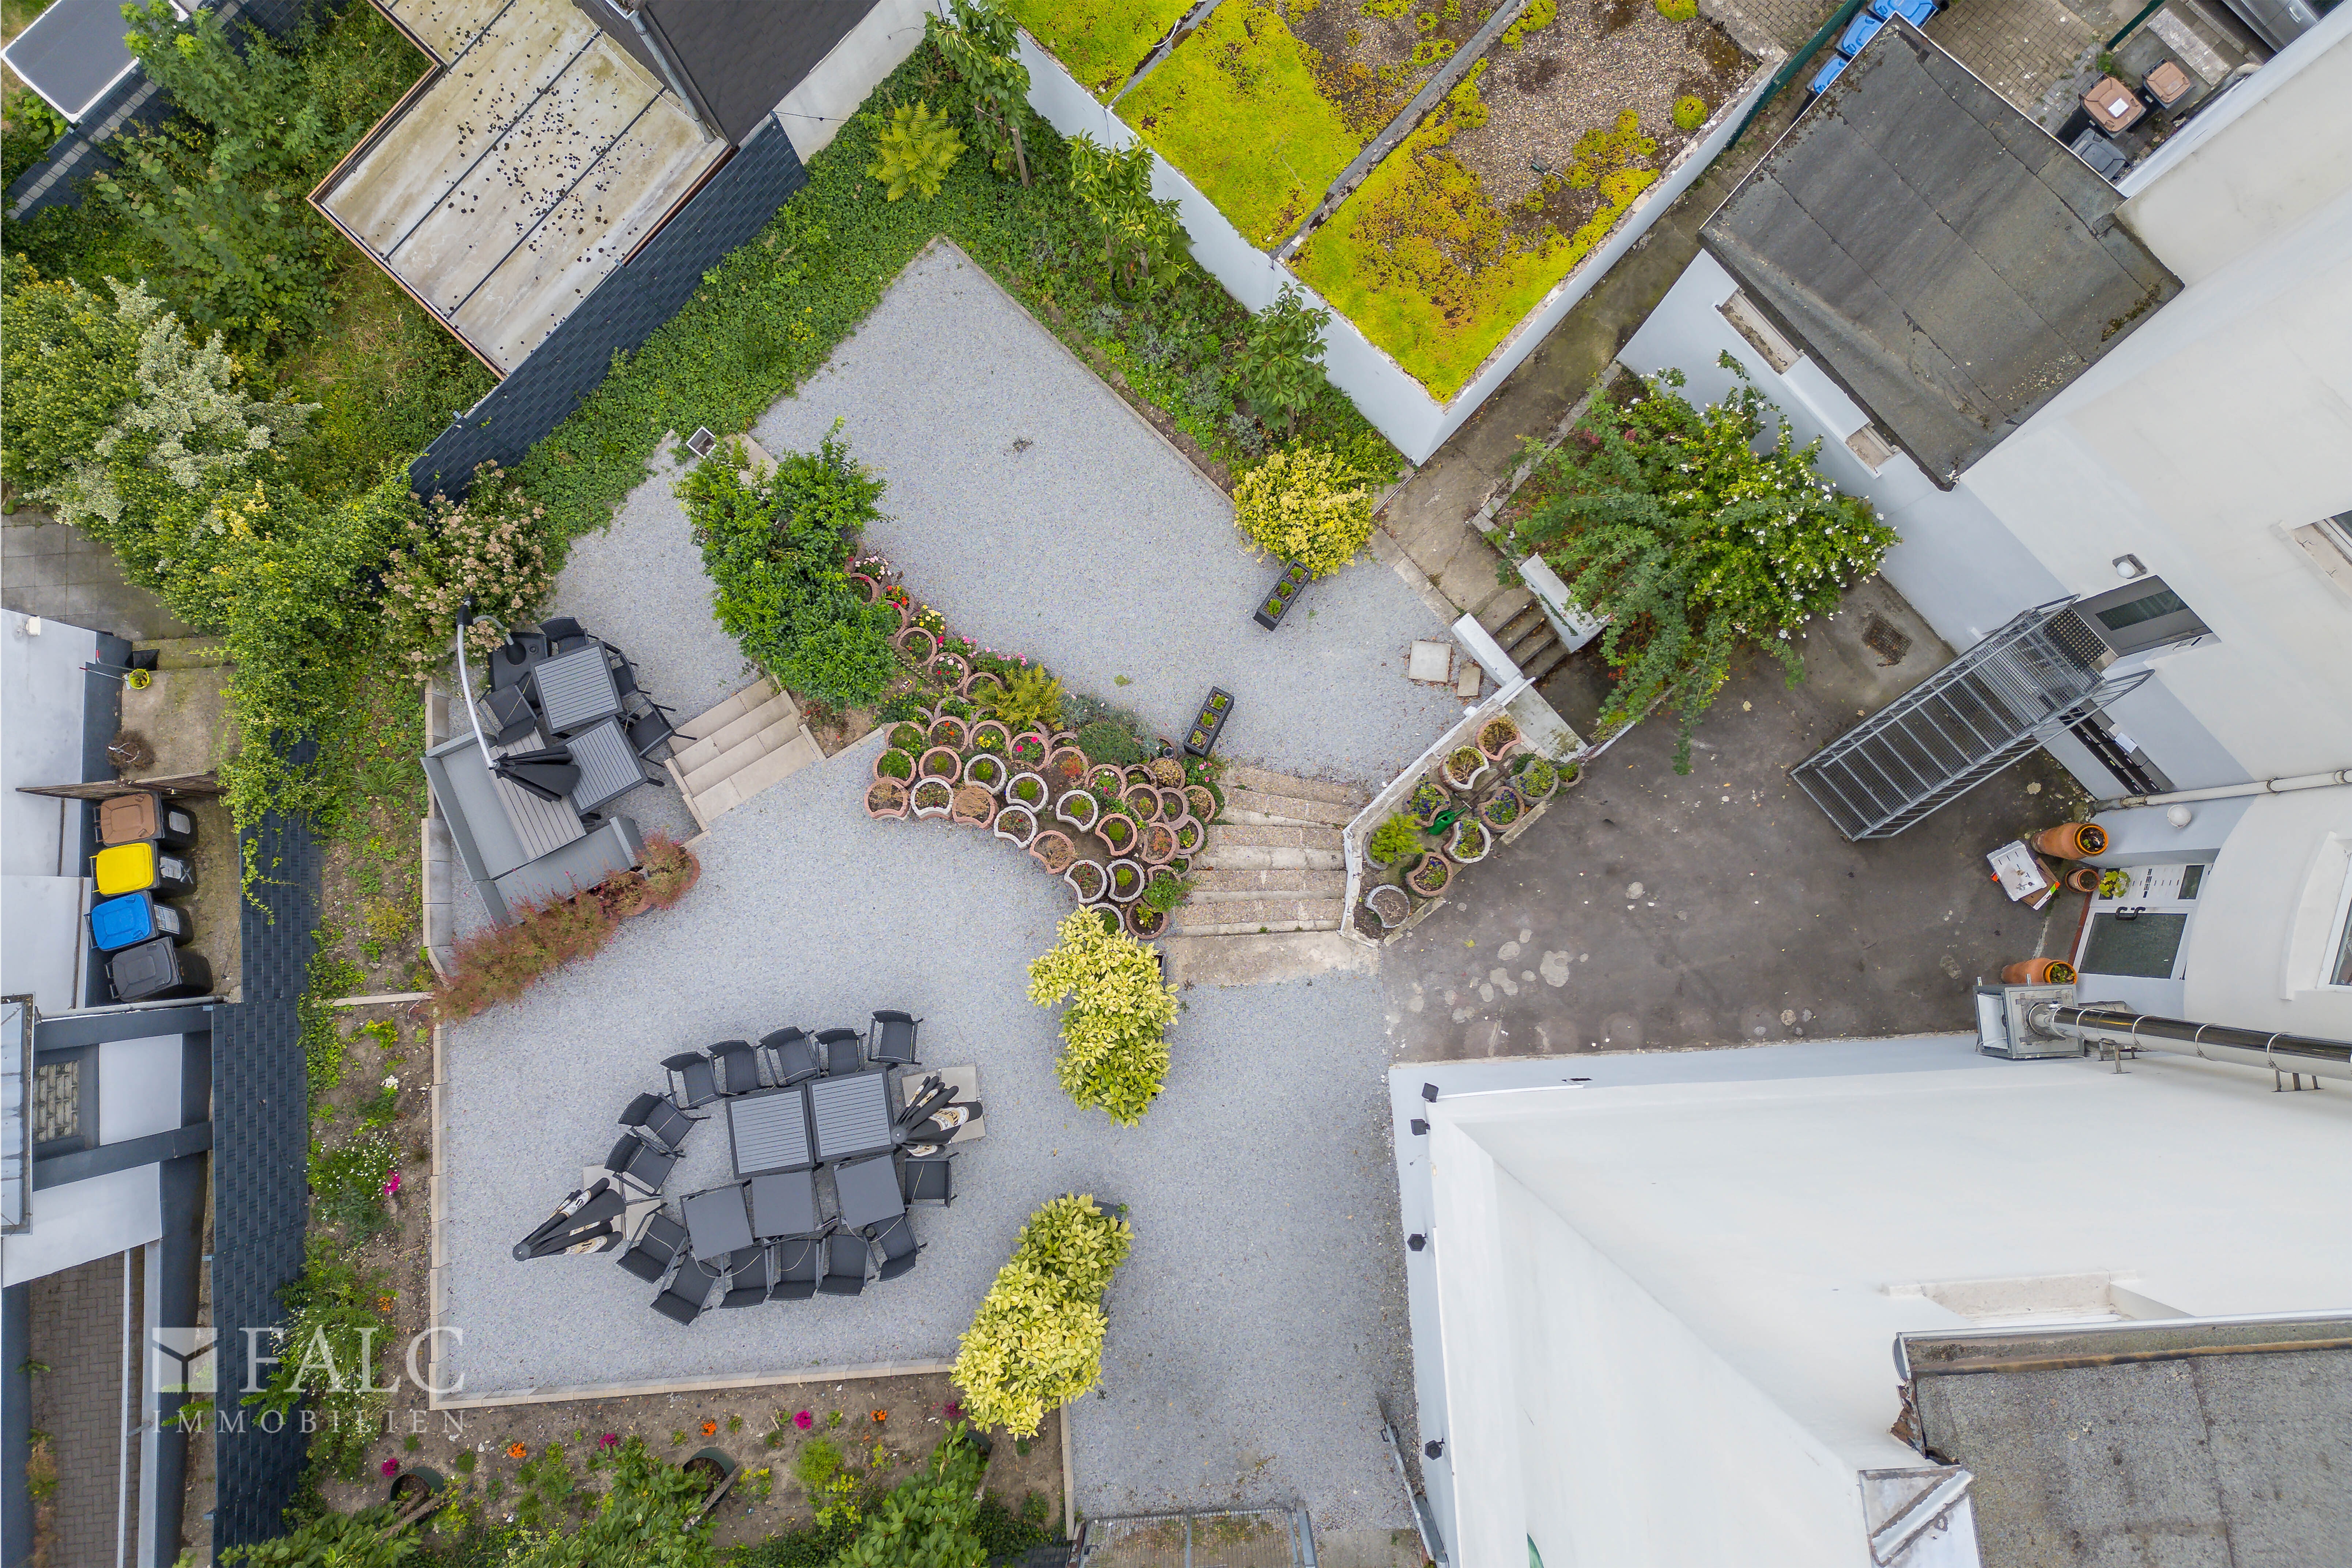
top-left (775, 0), bottom-right (936, 163)
top-left (1017, 28), bottom-right (1779, 463)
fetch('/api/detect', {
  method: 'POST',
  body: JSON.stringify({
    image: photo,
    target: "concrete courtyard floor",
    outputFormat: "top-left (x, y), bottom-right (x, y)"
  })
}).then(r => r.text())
top-left (1381, 577), bottom-right (2090, 1059)
top-left (445, 245), bottom-right (1452, 1535)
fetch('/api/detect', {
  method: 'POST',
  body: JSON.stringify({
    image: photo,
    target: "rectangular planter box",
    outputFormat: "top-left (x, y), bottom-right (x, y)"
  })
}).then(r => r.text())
top-left (1253, 560), bottom-right (1311, 631)
top-left (1184, 687), bottom-right (1235, 758)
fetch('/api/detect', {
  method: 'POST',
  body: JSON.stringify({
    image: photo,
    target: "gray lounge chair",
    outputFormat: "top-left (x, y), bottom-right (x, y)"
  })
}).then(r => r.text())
top-left (815, 1028), bottom-right (864, 1077)
top-left (663, 1050), bottom-right (723, 1109)
top-left (771, 1231), bottom-right (827, 1301)
top-left (710, 1038), bottom-right (761, 1095)
top-left (619, 1091), bottom-right (695, 1153)
top-left (870, 1009), bottom-right (922, 1067)
top-left (900, 1152), bottom-right (954, 1208)
top-left (817, 1231), bottom-right (869, 1296)
top-left (604, 1132), bottom-right (677, 1193)
top-left (617, 1212), bottom-right (690, 1283)
top-left (866, 1213), bottom-right (921, 1282)
top-left (760, 1027), bottom-right (820, 1087)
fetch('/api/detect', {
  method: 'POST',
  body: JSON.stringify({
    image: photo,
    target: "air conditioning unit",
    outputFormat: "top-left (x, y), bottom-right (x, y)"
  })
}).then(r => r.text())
top-left (1974, 983), bottom-right (2081, 1059)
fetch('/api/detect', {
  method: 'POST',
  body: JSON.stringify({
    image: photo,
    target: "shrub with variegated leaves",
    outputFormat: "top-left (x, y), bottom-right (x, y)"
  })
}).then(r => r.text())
top-left (1230, 443), bottom-right (1374, 579)
top-left (952, 1195), bottom-right (1133, 1437)
top-left (1026, 909), bottom-right (1178, 1125)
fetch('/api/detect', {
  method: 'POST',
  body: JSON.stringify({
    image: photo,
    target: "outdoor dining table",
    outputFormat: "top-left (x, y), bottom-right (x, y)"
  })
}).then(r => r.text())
top-left (567, 715), bottom-right (649, 815)
top-left (680, 1185), bottom-right (754, 1261)
top-left (832, 1153), bottom-right (905, 1234)
top-left (748, 1168), bottom-right (821, 1240)
top-left (531, 641), bottom-right (622, 737)
top-left (728, 1085), bottom-right (813, 1177)
top-left (807, 1069), bottom-right (896, 1162)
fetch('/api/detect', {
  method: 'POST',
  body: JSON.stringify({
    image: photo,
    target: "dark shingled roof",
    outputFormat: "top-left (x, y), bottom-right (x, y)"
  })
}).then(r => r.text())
top-left (1699, 23), bottom-right (2178, 486)
top-left (583, 0), bottom-right (881, 146)
top-left (1904, 1317), bottom-right (2352, 1568)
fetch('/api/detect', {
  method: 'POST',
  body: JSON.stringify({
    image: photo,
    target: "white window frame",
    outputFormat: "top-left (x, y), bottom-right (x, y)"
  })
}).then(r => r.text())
top-left (2326, 858), bottom-right (2352, 990)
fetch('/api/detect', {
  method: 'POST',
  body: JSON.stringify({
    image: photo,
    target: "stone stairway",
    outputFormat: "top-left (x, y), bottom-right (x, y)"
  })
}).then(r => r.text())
top-left (1169, 764), bottom-right (1366, 937)
top-left (1478, 589), bottom-right (1569, 684)
top-left (667, 676), bottom-right (823, 828)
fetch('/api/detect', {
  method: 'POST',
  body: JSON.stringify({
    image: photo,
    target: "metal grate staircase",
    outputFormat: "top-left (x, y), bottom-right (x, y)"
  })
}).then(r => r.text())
top-left (1791, 599), bottom-right (2151, 839)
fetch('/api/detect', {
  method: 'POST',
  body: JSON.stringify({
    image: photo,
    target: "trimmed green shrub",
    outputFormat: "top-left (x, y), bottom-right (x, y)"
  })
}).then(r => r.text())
top-left (953, 1194), bottom-right (1133, 1436)
top-left (1075, 719), bottom-right (1145, 766)
top-left (1232, 443), bottom-right (1374, 578)
top-left (1367, 815), bottom-right (1422, 865)
top-left (1027, 910), bottom-right (1178, 1125)
top-left (1673, 94), bottom-right (1708, 131)
top-left (866, 101), bottom-right (964, 201)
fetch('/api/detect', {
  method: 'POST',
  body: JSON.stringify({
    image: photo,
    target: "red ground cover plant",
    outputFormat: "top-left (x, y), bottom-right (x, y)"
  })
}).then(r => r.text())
top-left (432, 834), bottom-right (700, 1020)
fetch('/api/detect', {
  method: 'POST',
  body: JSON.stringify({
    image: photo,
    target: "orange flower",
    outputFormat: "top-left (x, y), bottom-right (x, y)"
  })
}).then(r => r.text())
top-left (871, 1409), bottom-right (888, 1424)
top-left (701, 1420), bottom-right (717, 1436)
top-left (506, 1442), bottom-right (527, 1459)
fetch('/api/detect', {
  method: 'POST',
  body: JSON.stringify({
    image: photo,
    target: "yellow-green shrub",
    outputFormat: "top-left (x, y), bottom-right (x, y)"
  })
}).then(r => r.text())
top-left (953, 1195), bottom-right (1134, 1436)
top-left (1231, 444), bottom-right (1374, 579)
top-left (1027, 910), bottom-right (1179, 1125)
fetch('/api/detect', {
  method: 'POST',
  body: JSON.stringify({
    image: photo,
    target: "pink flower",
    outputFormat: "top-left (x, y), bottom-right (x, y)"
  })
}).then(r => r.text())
top-left (381, 1458), bottom-right (399, 1477)
top-left (383, 1171), bottom-right (402, 1196)
top-left (793, 1410), bottom-right (814, 1430)
top-left (598, 1432), bottom-right (620, 1449)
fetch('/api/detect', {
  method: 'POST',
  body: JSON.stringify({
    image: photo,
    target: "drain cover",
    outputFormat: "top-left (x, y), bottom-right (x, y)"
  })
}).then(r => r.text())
top-left (1863, 613), bottom-right (1912, 666)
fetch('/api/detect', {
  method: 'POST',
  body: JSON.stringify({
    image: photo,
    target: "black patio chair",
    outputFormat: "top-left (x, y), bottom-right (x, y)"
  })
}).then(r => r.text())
top-left (870, 1010), bottom-right (922, 1067)
top-left (816, 1231), bottom-right (870, 1296)
top-left (815, 1028), bottom-right (864, 1077)
top-left (720, 1245), bottom-right (778, 1308)
top-left (619, 1091), bottom-right (695, 1154)
top-left (771, 1232), bottom-right (827, 1301)
top-left (616, 1212), bottom-right (691, 1284)
top-left (490, 630), bottom-right (548, 691)
top-left (478, 684), bottom-right (537, 746)
top-left (866, 1213), bottom-right (922, 1282)
top-left (604, 1132), bottom-right (677, 1194)
top-left (626, 700), bottom-right (680, 764)
top-left (514, 1180), bottom-right (625, 1259)
top-left (900, 1152), bottom-right (954, 1208)
top-left (710, 1038), bottom-right (761, 1095)
top-left (663, 1049), bottom-right (723, 1110)
top-left (650, 1261), bottom-right (716, 1325)
top-left (760, 1027), bottom-right (820, 1088)
top-left (540, 616), bottom-right (589, 653)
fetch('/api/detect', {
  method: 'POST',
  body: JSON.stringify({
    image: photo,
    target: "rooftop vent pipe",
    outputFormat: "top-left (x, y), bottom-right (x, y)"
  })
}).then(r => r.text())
top-left (2023, 1002), bottom-right (2352, 1085)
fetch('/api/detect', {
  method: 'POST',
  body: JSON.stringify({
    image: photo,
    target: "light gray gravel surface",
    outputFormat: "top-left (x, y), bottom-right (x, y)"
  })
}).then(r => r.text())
top-left (442, 733), bottom-right (1415, 1529)
top-left (753, 243), bottom-right (1459, 787)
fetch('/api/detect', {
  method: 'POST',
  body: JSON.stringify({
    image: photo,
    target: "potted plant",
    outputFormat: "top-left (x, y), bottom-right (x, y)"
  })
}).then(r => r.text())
top-left (1365, 884), bottom-right (1410, 930)
top-left (873, 748), bottom-right (915, 783)
top-left (1032, 830), bottom-right (1076, 873)
top-left (1009, 731), bottom-right (1048, 768)
top-left (1140, 821), bottom-right (1177, 864)
top-left (1066, 859), bottom-right (1108, 903)
top-left (929, 650), bottom-right (971, 689)
top-left (2096, 868), bottom-right (2130, 898)
top-left (1007, 770), bottom-right (1050, 808)
top-left (2033, 823), bottom-right (2108, 859)
top-left (964, 672), bottom-right (1006, 708)
top-left (684, 1448), bottom-right (738, 1491)
top-left (1148, 757), bottom-right (1186, 787)
top-left (927, 715), bottom-right (968, 752)
top-left (1154, 786), bottom-right (1187, 821)
top-left (1476, 713), bottom-right (1521, 761)
top-left (1253, 559), bottom-right (1313, 631)
top-left (1478, 789), bottom-right (1522, 832)
top-left (1105, 859), bottom-right (1145, 903)
top-left (1122, 782), bottom-right (1161, 820)
top-left (969, 718), bottom-right (1011, 755)
top-left (895, 625), bottom-right (939, 664)
top-left (995, 804), bottom-right (1038, 847)
top-left (1047, 745), bottom-right (1089, 789)
top-left (1366, 814), bottom-right (1421, 868)
top-left (1124, 900), bottom-right (1169, 939)
top-left (1089, 764), bottom-right (1127, 795)
top-left (1184, 687), bottom-right (1234, 758)
top-left (1441, 745), bottom-right (1488, 793)
top-left (866, 779), bottom-right (908, 820)
top-left (1407, 854), bottom-right (1451, 898)
top-left (1408, 779), bottom-right (1449, 829)
top-left (912, 779), bottom-right (953, 819)
top-left (952, 785), bottom-right (997, 828)
top-left (965, 753), bottom-right (1007, 793)
top-left (1098, 813), bottom-right (1137, 855)
top-left (918, 745), bottom-right (961, 783)
top-left (1056, 790), bottom-right (1100, 831)
top-left (1447, 817), bottom-right (1490, 865)
top-left (850, 572), bottom-right (881, 604)
top-left (2001, 958), bottom-right (2077, 985)
top-left (1515, 756), bottom-right (1560, 804)
top-left (888, 721), bottom-right (927, 754)
top-left (883, 584), bottom-right (914, 626)
top-left (387, 1466), bottom-right (449, 1511)
top-left (1186, 783), bottom-right (1218, 822)
top-left (1172, 816), bottom-right (1203, 855)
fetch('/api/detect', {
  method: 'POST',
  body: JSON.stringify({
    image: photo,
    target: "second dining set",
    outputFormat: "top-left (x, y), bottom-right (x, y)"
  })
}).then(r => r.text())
top-left (610, 1012), bottom-right (982, 1324)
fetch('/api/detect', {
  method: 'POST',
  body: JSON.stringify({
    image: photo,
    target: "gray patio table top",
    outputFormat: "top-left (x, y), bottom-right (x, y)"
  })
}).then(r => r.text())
top-left (808, 1070), bottom-right (895, 1161)
top-left (727, 1085), bottom-right (813, 1176)
top-left (748, 1168), bottom-right (821, 1240)
top-left (680, 1185), bottom-right (754, 1261)
top-left (566, 717), bottom-right (647, 815)
top-left (832, 1153), bottom-right (905, 1234)
top-left (532, 642), bottom-right (621, 736)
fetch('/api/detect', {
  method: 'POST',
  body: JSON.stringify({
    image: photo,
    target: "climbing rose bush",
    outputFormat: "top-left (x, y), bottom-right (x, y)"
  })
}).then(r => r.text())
top-left (953, 1195), bottom-right (1132, 1437)
top-left (1026, 910), bottom-right (1179, 1125)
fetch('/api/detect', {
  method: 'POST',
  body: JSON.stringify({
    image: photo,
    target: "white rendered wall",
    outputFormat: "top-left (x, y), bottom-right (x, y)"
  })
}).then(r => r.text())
top-left (1410, 1040), bottom-right (2352, 1564)
top-left (775, 0), bottom-right (934, 162)
top-left (0, 1164), bottom-right (160, 1287)
top-left (1, 610), bottom-right (94, 877)
top-left (2179, 788), bottom-right (2352, 1035)
top-left (98, 1033), bottom-right (187, 1145)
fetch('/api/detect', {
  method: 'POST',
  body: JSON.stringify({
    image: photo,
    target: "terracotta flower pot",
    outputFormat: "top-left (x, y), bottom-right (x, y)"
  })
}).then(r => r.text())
top-left (1046, 745), bottom-right (1089, 789)
top-left (1513, 758), bottom-right (1561, 804)
top-left (2001, 958), bottom-right (2076, 985)
top-left (968, 719), bottom-right (1010, 756)
top-left (1366, 884), bottom-right (1410, 929)
top-left (885, 720), bottom-right (928, 755)
top-left (1441, 746), bottom-right (1488, 793)
top-left (1050, 730), bottom-right (1080, 752)
top-left (1171, 814), bottom-right (1203, 855)
top-left (873, 748), bottom-right (916, 783)
top-left (865, 779), bottom-right (908, 820)
top-left (1124, 901), bottom-right (1169, 940)
top-left (1140, 821), bottom-right (1177, 865)
top-left (912, 780), bottom-right (953, 819)
top-left (962, 669), bottom-right (1006, 706)
top-left (1065, 859), bottom-right (1108, 903)
top-left (2033, 823), bottom-right (2107, 860)
top-left (1477, 788), bottom-right (1523, 833)
top-left (1005, 770), bottom-right (1050, 809)
top-left (1096, 814), bottom-right (1138, 857)
top-left (926, 715), bottom-right (968, 752)
top-left (929, 651), bottom-right (970, 691)
top-left (1185, 783), bottom-right (1217, 822)
top-left (1031, 830), bottom-right (1075, 873)
top-left (917, 745), bottom-right (961, 783)
top-left (1155, 786), bottom-right (1188, 821)
top-left (963, 753), bottom-right (1007, 795)
top-left (994, 805), bottom-right (1037, 848)
top-left (1088, 764), bottom-right (1126, 795)
top-left (894, 625), bottom-right (938, 663)
top-left (1122, 783), bottom-right (1161, 820)
top-left (1105, 858), bottom-right (1146, 904)
top-left (1055, 790), bottom-right (1099, 831)
top-left (2064, 867), bottom-right (2100, 894)
top-left (1476, 714), bottom-right (1521, 761)
top-left (1407, 854), bottom-right (1451, 898)
top-left (850, 573), bottom-right (880, 604)
top-left (1009, 730), bottom-right (1050, 769)
top-left (950, 785), bottom-right (996, 828)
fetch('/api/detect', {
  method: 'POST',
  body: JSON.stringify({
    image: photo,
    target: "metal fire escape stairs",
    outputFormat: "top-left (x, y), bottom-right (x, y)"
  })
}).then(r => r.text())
top-left (1792, 598), bottom-right (2154, 840)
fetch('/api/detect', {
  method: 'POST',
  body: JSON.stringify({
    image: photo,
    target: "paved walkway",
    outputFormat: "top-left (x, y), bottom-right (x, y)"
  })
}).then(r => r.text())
top-left (3, 512), bottom-right (196, 641)
top-left (27, 1252), bottom-right (139, 1568)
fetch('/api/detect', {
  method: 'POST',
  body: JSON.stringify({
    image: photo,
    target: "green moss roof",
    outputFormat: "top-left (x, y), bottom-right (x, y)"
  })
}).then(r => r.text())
top-left (1005, 0), bottom-right (1199, 101)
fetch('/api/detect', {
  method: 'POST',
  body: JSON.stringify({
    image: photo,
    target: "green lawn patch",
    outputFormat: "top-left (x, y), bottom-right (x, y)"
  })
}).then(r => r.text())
top-left (1290, 63), bottom-right (1660, 401)
top-left (1004, 0), bottom-right (1199, 100)
top-left (1115, 0), bottom-right (1363, 249)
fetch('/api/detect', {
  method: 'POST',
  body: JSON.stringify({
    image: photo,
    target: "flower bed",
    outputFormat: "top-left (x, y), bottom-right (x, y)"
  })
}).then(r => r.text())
top-left (433, 836), bottom-right (699, 1021)
top-left (1005, 0), bottom-right (1199, 99)
top-left (1291, 11), bottom-right (1753, 399)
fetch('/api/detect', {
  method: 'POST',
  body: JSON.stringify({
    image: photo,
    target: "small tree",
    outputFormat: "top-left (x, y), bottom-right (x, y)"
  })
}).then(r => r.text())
top-left (1240, 287), bottom-right (1332, 434)
top-left (953, 1195), bottom-right (1132, 1437)
top-left (1508, 356), bottom-right (1898, 769)
top-left (1230, 443), bottom-right (1374, 578)
top-left (1027, 909), bottom-right (1179, 1126)
top-left (928, 0), bottom-right (1033, 186)
top-left (1066, 133), bottom-right (1184, 298)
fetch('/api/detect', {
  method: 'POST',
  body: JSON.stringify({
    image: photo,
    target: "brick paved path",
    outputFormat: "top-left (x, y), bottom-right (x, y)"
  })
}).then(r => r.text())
top-left (29, 1252), bottom-right (140, 1568)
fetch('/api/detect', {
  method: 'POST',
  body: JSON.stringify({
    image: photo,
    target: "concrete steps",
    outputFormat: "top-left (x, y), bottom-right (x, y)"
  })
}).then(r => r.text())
top-left (1166, 895), bottom-right (1346, 936)
top-left (1188, 866), bottom-right (1347, 900)
top-left (1223, 787), bottom-right (1358, 828)
top-left (1482, 586), bottom-right (1566, 685)
top-left (668, 677), bottom-right (823, 825)
top-left (1172, 767), bottom-right (1366, 941)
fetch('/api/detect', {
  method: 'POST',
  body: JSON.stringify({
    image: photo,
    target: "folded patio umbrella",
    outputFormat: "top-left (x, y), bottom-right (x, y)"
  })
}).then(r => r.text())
top-left (494, 743), bottom-right (580, 803)
top-left (513, 1179), bottom-right (625, 1259)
